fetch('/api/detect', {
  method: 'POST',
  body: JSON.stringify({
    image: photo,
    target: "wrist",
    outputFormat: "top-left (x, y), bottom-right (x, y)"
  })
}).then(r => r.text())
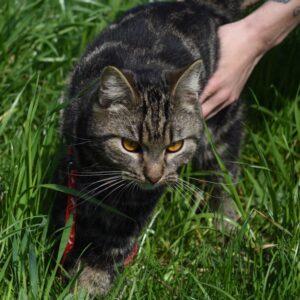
top-left (242, 1), bottom-right (300, 52)
top-left (242, 14), bottom-right (274, 55)
top-left (238, 17), bottom-right (268, 57)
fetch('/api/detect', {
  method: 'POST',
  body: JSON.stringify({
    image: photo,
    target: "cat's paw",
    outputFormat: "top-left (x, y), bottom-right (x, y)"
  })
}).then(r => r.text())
top-left (76, 264), bottom-right (113, 297)
top-left (213, 212), bottom-right (240, 235)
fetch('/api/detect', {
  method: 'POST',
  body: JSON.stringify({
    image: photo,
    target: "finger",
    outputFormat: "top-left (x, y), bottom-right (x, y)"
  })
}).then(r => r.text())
top-left (201, 91), bottom-right (229, 118)
top-left (205, 102), bottom-right (228, 120)
top-left (200, 90), bottom-right (217, 104)
top-left (199, 78), bottom-right (220, 103)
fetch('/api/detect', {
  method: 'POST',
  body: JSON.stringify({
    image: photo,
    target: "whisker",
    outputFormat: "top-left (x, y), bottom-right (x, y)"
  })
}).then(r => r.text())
top-left (100, 180), bottom-right (131, 203)
top-left (92, 182), bottom-right (128, 212)
top-left (61, 169), bottom-right (122, 176)
top-left (109, 181), bottom-right (134, 206)
top-left (189, 176), bottom-right (242, 186)
top-left (79, 175), bottom-right (123, 194)
top-left (129, 181), bottom-right (138, 197)
top-left (97, 182), bottom-right (127, 206)
top-left (75, 178), bottom-right (122, 206)
top-left (75, 171), bottom-right (122, 177)
top-left (76, 177), bottom-right (122, 202)
top-left (76, 179), bottom-right (127, 209)
top-left (173, 181), bottom-right (207, 207)
top-left (88, 178), bottom-right (125, 197)
top-left (178, 178), bottom-right (226, 200)
top-left (177, 178), bottom-right (204, 194)
top-left (172, 181), bottom-right (190, 200)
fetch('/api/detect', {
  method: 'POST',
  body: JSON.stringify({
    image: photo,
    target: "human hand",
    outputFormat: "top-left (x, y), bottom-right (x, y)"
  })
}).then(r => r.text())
top-left (200, 20), bottom-right (265, 119)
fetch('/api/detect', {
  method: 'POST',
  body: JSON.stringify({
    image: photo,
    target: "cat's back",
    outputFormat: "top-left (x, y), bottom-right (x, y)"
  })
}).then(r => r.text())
top-left (70, 1), bottom-right (230, 97)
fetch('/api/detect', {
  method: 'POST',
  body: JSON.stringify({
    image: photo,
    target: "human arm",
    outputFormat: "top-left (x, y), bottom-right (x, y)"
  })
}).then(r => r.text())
top-left (200, 0), bottom-right (300, 119)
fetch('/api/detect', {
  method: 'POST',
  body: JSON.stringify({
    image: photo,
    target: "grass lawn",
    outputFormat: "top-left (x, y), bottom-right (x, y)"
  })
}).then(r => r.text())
top-left (0, 0), bottom-right (299, 299)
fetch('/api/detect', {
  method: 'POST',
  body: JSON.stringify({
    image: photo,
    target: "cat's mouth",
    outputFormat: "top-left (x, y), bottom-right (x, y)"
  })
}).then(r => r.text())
top-left (139, 181), bottom-right (162, 191)
top-left (122, 172), bottom-right (172, 191)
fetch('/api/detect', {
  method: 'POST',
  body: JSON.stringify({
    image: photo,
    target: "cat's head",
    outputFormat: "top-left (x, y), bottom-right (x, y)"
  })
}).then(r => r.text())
top-left (87, 60), bottom-right (204, 190)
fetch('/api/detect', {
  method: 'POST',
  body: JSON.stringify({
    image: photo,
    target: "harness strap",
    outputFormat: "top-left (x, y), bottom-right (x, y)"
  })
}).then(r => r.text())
top-left (124, 243), bottom-right (139, 266)
top-left (61, 146), bottom-right (138, 267)
top-left (61, 149), bottom-right (77, 265)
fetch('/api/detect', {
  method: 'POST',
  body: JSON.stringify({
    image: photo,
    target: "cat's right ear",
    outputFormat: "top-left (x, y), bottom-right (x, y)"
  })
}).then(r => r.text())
top-left (99, 66), bottom-right (137, 109)
top-left (167, 59), bottom-right (204, 111)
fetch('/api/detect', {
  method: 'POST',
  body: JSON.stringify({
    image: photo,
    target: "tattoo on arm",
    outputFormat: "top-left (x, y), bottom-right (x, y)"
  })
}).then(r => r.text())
top-left (271, 0), bottom-right (290, 3)
top-left (294, 7), bottom-right (300, 17)
top-left (271, 1), bottom-right (300, 18)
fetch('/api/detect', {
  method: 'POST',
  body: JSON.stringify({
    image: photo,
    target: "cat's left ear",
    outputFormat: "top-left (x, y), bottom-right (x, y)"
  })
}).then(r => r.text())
top-left (99, 66), bottom-right (137, 109)
top-left (168, 59), bottom-right (204, 109)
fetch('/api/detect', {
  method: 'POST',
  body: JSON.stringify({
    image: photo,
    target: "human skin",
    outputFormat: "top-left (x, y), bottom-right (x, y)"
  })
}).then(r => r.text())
top-left (201, 0), bottom-right (300, 119)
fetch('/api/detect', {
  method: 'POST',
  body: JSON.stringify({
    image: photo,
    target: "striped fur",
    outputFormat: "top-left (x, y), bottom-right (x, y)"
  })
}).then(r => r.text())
top-left (54, 0), bottom-right (244, 296)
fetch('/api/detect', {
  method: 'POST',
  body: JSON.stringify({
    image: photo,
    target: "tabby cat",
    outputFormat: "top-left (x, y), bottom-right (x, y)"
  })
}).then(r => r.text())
top-left (53, 0), bottom-right (244, 295)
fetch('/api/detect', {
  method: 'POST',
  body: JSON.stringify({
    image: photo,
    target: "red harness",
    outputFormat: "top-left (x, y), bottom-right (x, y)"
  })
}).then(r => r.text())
top-left (61, 146), bottom-right (138, 266)
top-left (61, 147), bottom-right (77, 266)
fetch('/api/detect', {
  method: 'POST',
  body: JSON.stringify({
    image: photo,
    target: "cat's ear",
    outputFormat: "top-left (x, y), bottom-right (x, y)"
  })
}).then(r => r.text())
top-left (168, 59), bottom-right (204, 109)
top-left (99, 66), bottom-right (136, 108)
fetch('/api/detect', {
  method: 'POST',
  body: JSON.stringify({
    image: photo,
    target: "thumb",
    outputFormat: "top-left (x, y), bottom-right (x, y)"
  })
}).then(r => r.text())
top-left (200, 80), bottom-right (217, 103)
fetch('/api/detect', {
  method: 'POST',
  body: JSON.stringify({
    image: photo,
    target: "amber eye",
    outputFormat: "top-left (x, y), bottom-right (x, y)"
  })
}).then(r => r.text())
top-left (122, 138), bottom-right (141, 153)
top-left (166, 140), bottom-right (184, 153)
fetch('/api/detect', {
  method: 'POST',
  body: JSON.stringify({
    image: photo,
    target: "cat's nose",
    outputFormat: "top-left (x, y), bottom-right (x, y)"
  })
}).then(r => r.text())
top-left (145, 174), bottom-right (162, 184)
top-left (144, 163), bottom-right (163, 184)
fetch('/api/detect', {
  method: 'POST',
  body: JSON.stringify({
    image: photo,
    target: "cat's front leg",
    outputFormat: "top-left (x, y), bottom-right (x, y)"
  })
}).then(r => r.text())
top-left (74, 260), bottom-right (115, 297)
top-left (192, 151), bottom-right (241, 233)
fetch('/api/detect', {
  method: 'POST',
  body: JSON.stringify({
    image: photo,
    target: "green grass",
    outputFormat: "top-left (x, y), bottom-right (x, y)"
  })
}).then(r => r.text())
top-left (0, 0), bottom-right (299, 299)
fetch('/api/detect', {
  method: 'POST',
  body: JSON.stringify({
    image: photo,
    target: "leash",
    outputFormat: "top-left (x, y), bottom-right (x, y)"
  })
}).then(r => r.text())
top-left (61, 146), bottom-right (77, 266)
top-left (61, 146), bottom-right (138, 267)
